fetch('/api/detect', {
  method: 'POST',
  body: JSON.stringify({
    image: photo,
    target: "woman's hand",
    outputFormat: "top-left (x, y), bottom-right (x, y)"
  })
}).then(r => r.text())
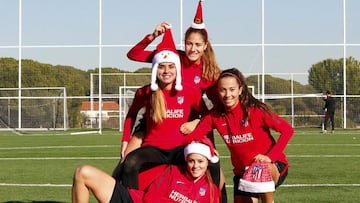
top-left (180, 119), bottom-right (200, 134)
top-left (151, 21), bottom-right (171, 39)
top-left (120, 141), bottom-right (128, 158)
top-left (254, 154), bottom-right (272, 163)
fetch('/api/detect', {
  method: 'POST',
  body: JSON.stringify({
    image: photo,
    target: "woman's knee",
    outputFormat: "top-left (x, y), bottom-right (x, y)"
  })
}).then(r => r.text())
top-left (73, 165), bottom-right (93, 181)
top-left (122, 154), bottom-right (142, 174)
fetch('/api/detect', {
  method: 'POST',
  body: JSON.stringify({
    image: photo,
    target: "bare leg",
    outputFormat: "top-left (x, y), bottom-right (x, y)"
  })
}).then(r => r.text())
top-left (219, 169), bottom-right (227, 203)
top-left (219, 168), bottom-right (226, 191)
top-left (259, 163), bottom-right (280, 203)
top-left (72, 165), bottom-right (116, 203)
top-left (260, 192), bottom-right (274, 203)
top-left (269, 162), bottom-right (280, 185)
top-left (234, 195), bottom-right (258, 203)
top-left (121, 132), bottom-right (144, 162)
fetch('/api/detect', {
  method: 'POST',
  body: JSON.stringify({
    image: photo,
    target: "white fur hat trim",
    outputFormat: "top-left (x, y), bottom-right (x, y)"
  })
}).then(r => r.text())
top-left (184, 142), bottom-right (219, 163)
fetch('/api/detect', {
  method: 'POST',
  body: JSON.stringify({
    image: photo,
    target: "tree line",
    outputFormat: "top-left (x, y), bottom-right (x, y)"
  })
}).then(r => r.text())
top-left (0, 57), bottom-right (359, 128)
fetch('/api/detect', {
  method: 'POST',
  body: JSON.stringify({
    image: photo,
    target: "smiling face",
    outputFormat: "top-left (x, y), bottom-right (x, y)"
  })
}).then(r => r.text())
top-left (184, 31), bottom-right (207, 64)
top-left (157, 62), bottom-right (177, 90)
top-left (186, 153), bottom-right (209, 182)
top-left (217, 76), bottom-right (242, 110)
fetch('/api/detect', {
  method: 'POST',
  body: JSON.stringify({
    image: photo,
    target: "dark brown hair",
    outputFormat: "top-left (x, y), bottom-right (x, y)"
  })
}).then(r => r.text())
top-left (215, 68), bottom-right (271, 121)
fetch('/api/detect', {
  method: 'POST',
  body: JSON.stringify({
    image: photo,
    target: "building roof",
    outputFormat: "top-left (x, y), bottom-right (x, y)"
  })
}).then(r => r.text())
top-left (81, 101), bottom-right (119, 111)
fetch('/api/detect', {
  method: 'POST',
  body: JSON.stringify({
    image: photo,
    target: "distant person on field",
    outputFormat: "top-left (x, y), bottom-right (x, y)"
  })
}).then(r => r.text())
top-left (323, 90), bottom-right (336, 133)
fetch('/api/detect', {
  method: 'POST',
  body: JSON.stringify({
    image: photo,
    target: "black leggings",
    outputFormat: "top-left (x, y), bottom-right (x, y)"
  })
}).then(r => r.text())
top-left (119, 146), bottom-right (185, 189)
top-left (113, 145), bottom-right (221, 189)
top-left (324, 112), bottom-right (335, 130)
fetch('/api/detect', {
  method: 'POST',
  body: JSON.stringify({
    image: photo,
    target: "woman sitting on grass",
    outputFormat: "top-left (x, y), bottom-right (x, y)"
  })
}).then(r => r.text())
top-left (72, 137), bottom-right (220, 203)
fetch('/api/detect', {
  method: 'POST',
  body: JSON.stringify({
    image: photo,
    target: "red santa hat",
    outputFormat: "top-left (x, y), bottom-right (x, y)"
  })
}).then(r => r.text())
top-left (184, 137), bottom-right (219, 163)
top-left (191, 0), bottom-right (206, 29)
top-left (151, 25), bottom-right (182, 91)
top-left (238, 162), bottom-right (275, 193)
top-left (187, 0), bottom-right (208, 39)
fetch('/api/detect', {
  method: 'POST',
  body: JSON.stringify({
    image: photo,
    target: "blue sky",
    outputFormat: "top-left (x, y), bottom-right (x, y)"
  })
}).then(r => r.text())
top-left (1, 0), bottom-right (360, 84)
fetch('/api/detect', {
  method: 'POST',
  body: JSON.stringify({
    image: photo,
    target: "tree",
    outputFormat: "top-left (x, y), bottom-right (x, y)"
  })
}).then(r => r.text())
top-left (308, 57), bottom-right (360, 95)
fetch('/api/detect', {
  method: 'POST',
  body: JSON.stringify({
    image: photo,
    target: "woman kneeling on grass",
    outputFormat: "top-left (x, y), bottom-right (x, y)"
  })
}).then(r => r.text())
top-left (188, 68), bottom-right (294, 203)
top-left (71, 137), bottom-right (220, 203)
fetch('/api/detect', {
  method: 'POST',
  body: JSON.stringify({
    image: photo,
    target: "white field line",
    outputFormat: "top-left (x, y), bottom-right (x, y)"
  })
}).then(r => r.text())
top-left (0, 144), bottom-right (359, 160)
top-left (70, 131), bottom-right (99, 135)
top-left (286, 155), bottom-right (360, 158)
top-left (0, 157), bottom-right (119, 160)
top-left (220, 155), bottom-right (360, 158)
top-left (0, 183), bottom-right (72, 187)
top-left (1, 154), bottom-right (360, 161)
top-left (215, 143), bottom-right (360, 147)
top-left (1, 183), bottom-right (359, 188)
top-left (280, 184), bottom-right (360, 187)
top-left (0, 145), bottom-right (118, 150)
top-left (288, 144), bottom-right (360, 146)
top-left (0, 143), bottom-right (359, 150)
top-left (225, 184), bottom-right (360, 188)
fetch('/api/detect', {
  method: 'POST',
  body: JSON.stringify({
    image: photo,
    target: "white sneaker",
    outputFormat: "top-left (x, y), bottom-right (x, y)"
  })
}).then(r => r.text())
top-left (322, 130), bottom-right (327, 134)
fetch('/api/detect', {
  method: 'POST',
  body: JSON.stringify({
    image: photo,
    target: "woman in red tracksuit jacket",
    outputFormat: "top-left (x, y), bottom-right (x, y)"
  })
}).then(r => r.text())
top-left (72, 137), bottom-right (220, 203)
top-left (123, 21), bottom-right (221, 156)
top-left (126, 21), bottom-right (220, 102)
top-left (115, 27), bottom-right (209, 190)
top-left (119, 2), bottom-right (225, 199)
top-left (188, 68), bottom-right (294, 203)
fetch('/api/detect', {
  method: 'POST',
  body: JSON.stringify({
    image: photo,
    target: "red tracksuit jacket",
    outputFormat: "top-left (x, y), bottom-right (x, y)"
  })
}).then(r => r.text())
top-left (129, 165), bottom-right (220, 203)
top-left (122, 83), bottom-right (207, 150)
top-left (190, 102), bottom-right (294, 175)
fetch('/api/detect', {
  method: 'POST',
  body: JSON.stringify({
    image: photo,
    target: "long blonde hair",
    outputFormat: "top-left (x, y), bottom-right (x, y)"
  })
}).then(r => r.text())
top-left (151, 88), bottom-right (166, 123)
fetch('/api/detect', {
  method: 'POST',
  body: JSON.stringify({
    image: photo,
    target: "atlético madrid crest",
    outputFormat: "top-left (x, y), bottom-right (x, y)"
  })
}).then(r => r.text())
top-left (177, 96), bottom-right (184, 104)
top-left (199, 187), bottom-right (206, 196)
top-left (194, 76), bottom-right (201, 84)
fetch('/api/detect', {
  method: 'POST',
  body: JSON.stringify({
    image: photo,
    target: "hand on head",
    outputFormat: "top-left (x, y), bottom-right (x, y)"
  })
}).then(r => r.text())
top-left (153, 21), bottom-right (171, 38)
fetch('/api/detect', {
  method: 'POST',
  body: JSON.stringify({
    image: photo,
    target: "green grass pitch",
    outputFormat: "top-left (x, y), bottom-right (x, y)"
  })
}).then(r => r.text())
top-left (0, 128), bottom-right (359, 202)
